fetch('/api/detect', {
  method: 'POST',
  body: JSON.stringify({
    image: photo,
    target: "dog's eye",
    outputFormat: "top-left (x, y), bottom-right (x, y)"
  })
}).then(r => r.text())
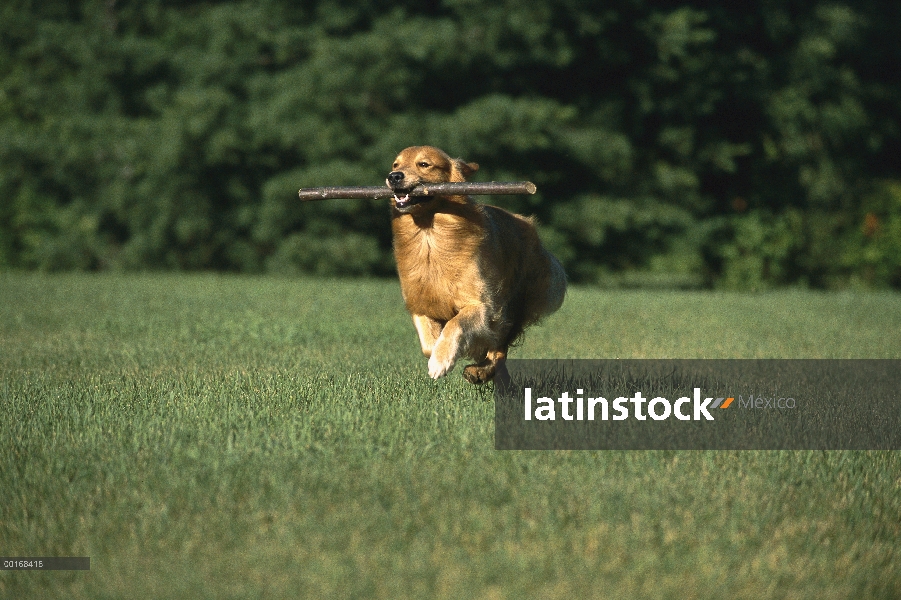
top-left (417, 162), bottom-right (430, 168)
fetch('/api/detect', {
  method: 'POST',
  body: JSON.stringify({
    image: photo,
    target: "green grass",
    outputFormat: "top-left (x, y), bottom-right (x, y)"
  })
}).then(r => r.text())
top-left (1, 273), bottom-right (900, 599)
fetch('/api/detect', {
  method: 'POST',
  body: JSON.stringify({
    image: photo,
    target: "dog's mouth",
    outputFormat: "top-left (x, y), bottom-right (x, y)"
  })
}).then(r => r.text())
top-left (387, 180), bottom-right (431, 212)
top-left (392, 192), bottom-right (428, 212)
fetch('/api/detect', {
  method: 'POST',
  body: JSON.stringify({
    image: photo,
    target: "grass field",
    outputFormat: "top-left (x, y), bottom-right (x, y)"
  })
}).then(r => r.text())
top-left (1, 273), bottom-right (900, 599)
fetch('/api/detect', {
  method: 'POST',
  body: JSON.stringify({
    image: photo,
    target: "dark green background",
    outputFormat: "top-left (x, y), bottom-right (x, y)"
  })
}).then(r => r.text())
top-left (2, 0), bottom-right (899, 288)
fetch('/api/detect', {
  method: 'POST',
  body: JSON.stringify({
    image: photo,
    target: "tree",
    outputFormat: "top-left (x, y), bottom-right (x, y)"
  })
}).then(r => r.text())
top-left (1, 0), bottom-right (899, 288)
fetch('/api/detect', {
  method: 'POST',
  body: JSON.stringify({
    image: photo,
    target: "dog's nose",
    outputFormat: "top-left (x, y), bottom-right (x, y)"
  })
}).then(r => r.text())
top-left (387, 171), bottom-right (405, 186)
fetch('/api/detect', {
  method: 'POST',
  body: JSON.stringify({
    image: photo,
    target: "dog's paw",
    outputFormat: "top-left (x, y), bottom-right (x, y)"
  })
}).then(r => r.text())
top-left (428, 353), bottom-right (456, 379)
top-left (463, 364), bottom-right (496, 385)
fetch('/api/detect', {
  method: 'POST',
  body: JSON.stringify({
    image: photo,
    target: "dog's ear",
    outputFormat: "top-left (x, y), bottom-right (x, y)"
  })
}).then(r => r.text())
top-left (451, 159), bottom-right (479, 181)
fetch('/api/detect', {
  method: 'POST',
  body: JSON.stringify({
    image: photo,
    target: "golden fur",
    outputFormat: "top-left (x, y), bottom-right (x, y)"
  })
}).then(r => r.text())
top-left (386, 146), bottom-right (566, 383)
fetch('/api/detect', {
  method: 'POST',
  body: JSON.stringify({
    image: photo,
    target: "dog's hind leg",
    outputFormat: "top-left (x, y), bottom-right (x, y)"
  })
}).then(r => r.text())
top-left (462, 348), bottom-right (507, 385)
top-left (412, 314), bottom-right (443, 358)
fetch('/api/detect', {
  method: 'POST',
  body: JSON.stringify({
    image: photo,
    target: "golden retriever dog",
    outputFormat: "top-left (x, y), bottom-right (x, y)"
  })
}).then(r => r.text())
top-left (386, 145), bottom-right (566, 384)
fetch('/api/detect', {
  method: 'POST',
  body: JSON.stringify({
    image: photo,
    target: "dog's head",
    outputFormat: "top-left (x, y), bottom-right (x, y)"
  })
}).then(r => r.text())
top-left (386, 146), bottom-right (479, 213)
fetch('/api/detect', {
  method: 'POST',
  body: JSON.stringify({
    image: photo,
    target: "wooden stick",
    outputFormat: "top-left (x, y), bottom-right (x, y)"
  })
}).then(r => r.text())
top-left (298, 181), bottom-right (537, 201)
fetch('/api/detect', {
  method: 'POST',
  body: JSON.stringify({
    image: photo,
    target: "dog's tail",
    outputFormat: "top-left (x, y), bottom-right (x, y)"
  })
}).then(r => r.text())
top-left (505, 249), bottom-right (567, 349)
top-left (544, 250), bottom-right (567, 316)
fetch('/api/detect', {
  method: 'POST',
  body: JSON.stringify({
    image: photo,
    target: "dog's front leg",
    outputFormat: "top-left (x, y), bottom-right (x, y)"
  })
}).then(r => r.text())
top-left (412, 314), bottom-right (443, 358)
top-left (427, 305), bottom-right (487, 379)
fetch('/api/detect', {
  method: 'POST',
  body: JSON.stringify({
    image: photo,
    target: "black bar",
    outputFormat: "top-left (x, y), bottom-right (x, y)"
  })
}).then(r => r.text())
top-left (1, 557), bottom-right (90, 570)
top-left (496, 359), bottom-right (901, 450)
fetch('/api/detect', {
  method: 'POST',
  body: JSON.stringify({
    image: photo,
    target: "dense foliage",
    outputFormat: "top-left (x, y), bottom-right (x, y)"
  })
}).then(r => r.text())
top-left (2, 0), bottom-right (899, 288)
